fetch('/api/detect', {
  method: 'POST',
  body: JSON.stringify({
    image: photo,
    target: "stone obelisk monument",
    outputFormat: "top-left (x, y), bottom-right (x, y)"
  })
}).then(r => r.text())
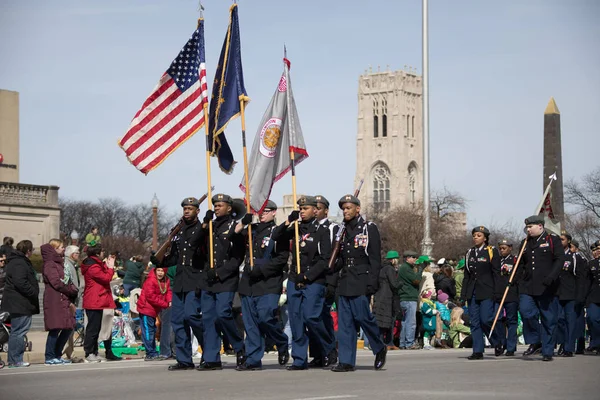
top-left (543, 97), bottom-right (564, 222)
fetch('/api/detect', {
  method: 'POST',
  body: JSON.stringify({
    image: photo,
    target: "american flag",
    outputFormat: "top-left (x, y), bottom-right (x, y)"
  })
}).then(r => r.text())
top-left (119, 21), bottom-right (208, 174)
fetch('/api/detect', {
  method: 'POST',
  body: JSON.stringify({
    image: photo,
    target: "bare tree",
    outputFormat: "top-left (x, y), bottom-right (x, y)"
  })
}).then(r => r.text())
top-left (431, 186), bottom-right (468, 219)
top-left (565, 167), bottom-right (600, 219)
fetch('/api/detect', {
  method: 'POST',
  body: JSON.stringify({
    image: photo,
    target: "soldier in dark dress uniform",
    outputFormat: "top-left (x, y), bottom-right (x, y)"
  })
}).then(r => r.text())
top-left (555, 231), bottom-right (587, 357)
top-left (198, 194), bottom-right (246, 370)
top-left (493, 239), bottom-right (520, 356)
top-left (272, 195), bottom-right (334, 371)
top-left (235, 200), bottom-right (290, 370)
top-left (461, 226), bottom-right (501, 360)
top-left (582, 240), bottom-right (600, 355)
top-left (330, 195), bottom-right (386, 372)
top-left (158, 197), bottom-right (206, 371)
top-left (570, 239), bottom-right (588, 354)
top-left (517, 215), bottom-right (564, 361)
top-left (307, 195), bottom-right (339, 368)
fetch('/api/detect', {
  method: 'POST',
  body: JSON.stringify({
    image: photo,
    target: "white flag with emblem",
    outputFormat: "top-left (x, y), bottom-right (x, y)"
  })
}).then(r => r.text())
top-left (240, 58), bottom-right (308, 212)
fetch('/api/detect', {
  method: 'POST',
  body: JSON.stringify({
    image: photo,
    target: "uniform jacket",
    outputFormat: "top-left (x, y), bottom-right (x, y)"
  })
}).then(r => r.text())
top-left (163, 218), bottom-right (206, 293)
top-left (203, 215), bottom-right (245, 293)
top-left (81, 256), bottom-right (116, 310)
top-left (136, 269), bottom-right (172, 318)
top-left (333, 215), bottom-right (381, 297)
top-left (461, 245), bottom-right (501, 301)
top-left (517, 232), bottom-right (564, 297)
top-left (41, 244), bottom-right (78, 331)
top-left (238, 221), bottom-right (289, 297)
top-left (557, 249), bottom-right (587, 302)
top-left (272, 217), bottom-right (331, 285)
top-left (0, 250), bottom-right (40, 316)
top-left (373, 261), bottom-right (401, 329)
top-left (321, 219), bottom-right (340, 290)
top-left (583, 258), bottom-right (600, 306)
top-left (495, 254), bottom-right (520, 303)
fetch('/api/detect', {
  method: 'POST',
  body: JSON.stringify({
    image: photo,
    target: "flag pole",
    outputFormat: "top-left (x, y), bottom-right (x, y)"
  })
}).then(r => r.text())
top-left (240, 98), bottom-right (254, 268)
top-left (199, 6), bottom-right (214, 270)
top-left (489, 172), bottom-right (557, 333)
top-left (283, 47), bottom-right (301, 276)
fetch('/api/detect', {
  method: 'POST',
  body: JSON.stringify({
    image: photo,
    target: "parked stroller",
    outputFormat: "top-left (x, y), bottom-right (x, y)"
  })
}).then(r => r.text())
top-left (0, 311), bottom-right (33, 353)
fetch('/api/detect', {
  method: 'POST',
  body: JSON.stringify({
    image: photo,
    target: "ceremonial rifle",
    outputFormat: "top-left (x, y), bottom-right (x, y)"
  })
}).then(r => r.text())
top-left (154, 189), bottom-right (211, 264)
top-left (328, 179), bottom-right (364, 270)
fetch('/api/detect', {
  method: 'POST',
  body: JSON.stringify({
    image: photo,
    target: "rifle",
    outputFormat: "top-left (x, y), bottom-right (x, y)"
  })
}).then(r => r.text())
top-left (154, 190), bottom-right (211, 264)
top-left (328, 179), bottom-right (364, 270)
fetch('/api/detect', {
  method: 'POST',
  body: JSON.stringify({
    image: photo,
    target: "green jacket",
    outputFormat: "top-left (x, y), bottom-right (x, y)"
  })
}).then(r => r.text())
top-left (167, 265), bottom-right (177, 290)
top-left (123, 260), bottom-right (145, 286)
top-left (454, 270), bottom-right (464, 299)
top-left (397, 262), bottom-right (422, 302)
top-left (449, 323), bottom-right (471, 348)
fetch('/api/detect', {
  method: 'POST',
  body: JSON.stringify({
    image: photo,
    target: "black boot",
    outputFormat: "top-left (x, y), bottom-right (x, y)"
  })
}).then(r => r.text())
top-left (168, 362), bottom-right (194, 371)
top-left (494, 345), bottom-right (505, 357)
top-left (556, 344), bottom-right (565, 356)
top-left (236, 348), bottom-right (246, 367)
top-left (331, 363), bottom-right (355, 372)
top-left (324, 349), bottom-right (338, 367)
top-left (278, 350), bottom-right (290, 366)
top-left (196, 361), bottom-right (223, 371)
top-left (523, 343), bottom-right (542, 356)
top-left (105, 350), bottom-right (122, 361)
top-left (467, 352), bottom-right (484, 360)
top-left (374, 347), bottom-right (387, 370)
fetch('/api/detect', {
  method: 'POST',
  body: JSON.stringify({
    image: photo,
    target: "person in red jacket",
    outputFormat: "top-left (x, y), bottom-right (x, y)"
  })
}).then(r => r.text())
top-left (81, 245), bottom-right (116, 363)
top-left (137, 267), bottom-right (172, 360)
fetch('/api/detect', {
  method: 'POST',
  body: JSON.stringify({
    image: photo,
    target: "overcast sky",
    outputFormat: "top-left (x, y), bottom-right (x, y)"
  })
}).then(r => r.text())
top-left (1, 0), bottom-right (598, 229)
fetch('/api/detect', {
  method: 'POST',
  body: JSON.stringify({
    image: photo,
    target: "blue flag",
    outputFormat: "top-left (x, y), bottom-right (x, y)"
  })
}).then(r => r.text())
top-left (208, 3), bottom-right (249, 174)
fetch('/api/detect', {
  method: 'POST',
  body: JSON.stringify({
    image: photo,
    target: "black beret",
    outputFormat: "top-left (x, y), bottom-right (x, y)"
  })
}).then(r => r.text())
top-left (212, 193), bottom-right (233, 205)
top-left (181, 197), bottom-right (199, 207)
top-left (314, 195), bottom-right (329, 208)
top-left (264, 200), bottom-right (277, 211)
top-left (403, 250), bottom-right (419, 257)
top-left (338, 194), bottom-right (360, 208)
top-left (524, 215), bottom-right (544, 225)
top-left (297, 196), bottom-right (318, 207)
top-left (472, 226), bottom-right (490, 236)
top-left (560, 230), bottom-right (572, 241)
top-left (498, 239), bottom-right (513, 247)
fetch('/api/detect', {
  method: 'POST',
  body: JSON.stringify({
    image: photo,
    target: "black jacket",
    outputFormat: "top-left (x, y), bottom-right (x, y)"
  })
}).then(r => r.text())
top-left (495, 254), bottom-right (520, 303)
top-left (272, 217), bottom-right (331, 285)
top-left (434, 273), bottom-right (456, 301)
top-left (321, 219), bottom-right (340, 290)
top-left (333, 216), bottom-right (382, 297)
top-left (373, 262), bottom-right (401, 328)
top-left (461, 245), bottom-right (500, 301)
top-left (203, 215), bottom-right (245, 293)
top-left (163, 218), bottom-right (206, 293)
top-left (557, 249), bottom-right (587, 302)
top-left (583, 258), bottom-right (600, 306)
top-left (517, 232), bottom-right (564, 297)
top-left (238, 221), bottom-right (289, 297)
top-left (0, 250), bottom-right (40, 316)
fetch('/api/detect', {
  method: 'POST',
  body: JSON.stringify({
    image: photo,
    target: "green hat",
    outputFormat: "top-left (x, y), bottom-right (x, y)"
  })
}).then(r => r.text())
top-left (456, 258), bottom-right (465, 270)
top-left (385, 250), bottom-right (400, 259)
top-left (524, 215), bottom-right (544, 225)
top-left (88, 240), bottom-right (98, 247)
top-left (415, 255), bottom-right (433, 265)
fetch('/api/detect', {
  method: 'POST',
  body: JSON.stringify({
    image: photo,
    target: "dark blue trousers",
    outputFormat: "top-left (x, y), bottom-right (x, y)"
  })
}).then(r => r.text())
top-left (286, 281), bottom-right (331, 367)
top-left (309, 296), bottom-right (336, 360)
top-left (556, 300), bottom-right (582, 353)
top-left (201, 291), bottom-right (244, 363)
top-left (45, 329), bottom-right (72, 361)
top-left (468, 296), bottom-right (496, 353)
top-left (159, 306), bottom-right (173, 357)
top-left (493, 301), bottom-right (519, 352)
top-left (529, 295), bottom-right (559, 357)
top-left (337, 295), bottom-right (384, 366)
top-left (171, 291), bottom-right (204, 366)
top-left (519, 294), bottom-right (541, 345)
top-left (140, 314), bottom-right (158, 357)
top-left (241, 294), bottom-right (289, 366)
top-left (588, 303), bottom-right (600, 348)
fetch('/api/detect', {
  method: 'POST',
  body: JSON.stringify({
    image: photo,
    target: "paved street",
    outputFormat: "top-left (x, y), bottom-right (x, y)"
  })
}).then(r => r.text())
top-left (0, 348), bottom-right (596, 400)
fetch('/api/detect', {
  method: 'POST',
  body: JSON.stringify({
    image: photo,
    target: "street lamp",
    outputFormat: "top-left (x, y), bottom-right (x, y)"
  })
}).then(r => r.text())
top-left (151, 194), bottom-right (159, 251)
top-left (70, 230), bottom-right (79, 246)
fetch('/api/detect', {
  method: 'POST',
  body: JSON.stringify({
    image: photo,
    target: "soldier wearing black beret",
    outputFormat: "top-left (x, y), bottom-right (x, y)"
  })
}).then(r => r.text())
top-left (198, 193), bottom-right (246, 370)
top-left (461, 226), bottom-right (502, 360)
top-left (271, 195), bottom-right (334, 370)
top-left (517, 215), bottom-right (564, 361)
top-left (329, 194), bottom-right (386, 372)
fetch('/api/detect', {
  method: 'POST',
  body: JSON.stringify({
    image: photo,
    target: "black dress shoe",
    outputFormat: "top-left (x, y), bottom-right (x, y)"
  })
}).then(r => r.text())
top-left (324, 349), bottom-right (338, 367)
top-left (307, 358), bottom-right (324, 368)
top-left (494, 345), bottom-right (505, 357)
top-left (467, 352), bottom-right (484, 360)
top-left (235, 363), bottom-right (262, 371)
top-left (286, 364), bottom-right (308, 371)
top-left (196, 362), bottom-right (223, 371)
top-left (331, 363), bottom-right (356, 372)
top-left (236, 349), bottom-right (246, 367)
top-left (523, 343), bottom-right (542, 356)
top-left (168, 362), bottom-right (195, 371)
top-left (562, 351), bottom-right (574, 357)
top-left (542, 355), bottom-right (553, 362)
top-left (374, 347), bottom-right (387, 370)
top-left (557, 344), bottom-right (565, 356)
top-left (505, 351), bottom-right (515, 357)
top-left (278, 351), bottom-right (290, 366)
top-left (105, 351), bottom-right (122, 361)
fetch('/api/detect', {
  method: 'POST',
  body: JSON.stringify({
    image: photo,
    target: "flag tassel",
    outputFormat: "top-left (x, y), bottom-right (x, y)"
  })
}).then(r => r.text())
top-left (240, 99), bottom-right (254, 268)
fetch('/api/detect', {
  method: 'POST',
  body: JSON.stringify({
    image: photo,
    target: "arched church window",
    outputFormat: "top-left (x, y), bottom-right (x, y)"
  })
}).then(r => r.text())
top-left (373, 163), bottom-right (391, 213)
top-left (408, 162), bottom-right (417, 206)
top-left (373, 98), bottom-right (379, 138)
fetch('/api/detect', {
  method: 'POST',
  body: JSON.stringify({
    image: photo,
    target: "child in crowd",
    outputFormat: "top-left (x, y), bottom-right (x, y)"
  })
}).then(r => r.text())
top-left (449, 307), bottom-right (472, 348)
top-left (435, 290), bottom-right (452, 348)
top-left (420, 291), bottom-right (437, 350)
top-left (136, 267), bottom-right (172, 361)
